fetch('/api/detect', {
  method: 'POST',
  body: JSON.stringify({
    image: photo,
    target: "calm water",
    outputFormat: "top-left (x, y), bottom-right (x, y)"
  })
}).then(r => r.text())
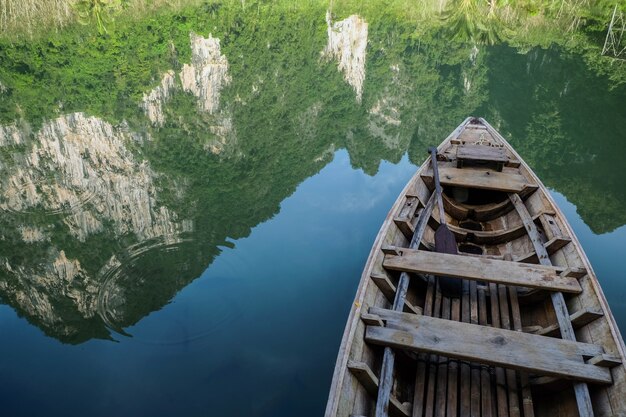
top-left (0, 6), bottom-right (625, 417)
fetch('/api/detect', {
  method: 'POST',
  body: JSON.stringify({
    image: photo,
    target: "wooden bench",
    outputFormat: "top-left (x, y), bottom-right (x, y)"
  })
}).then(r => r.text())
top-left (456, 144), bottom-right (509, 171)
top-left (382, 247), bottom-right (583, 293)
top-left (364, 309), bottom-right (611, 384)
top-left (421, 166), bottom-right (537, 194)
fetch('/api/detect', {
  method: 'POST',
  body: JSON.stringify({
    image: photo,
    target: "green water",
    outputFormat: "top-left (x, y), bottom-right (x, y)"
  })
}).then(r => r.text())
top-left (0, 3), bottom-right (625, 416)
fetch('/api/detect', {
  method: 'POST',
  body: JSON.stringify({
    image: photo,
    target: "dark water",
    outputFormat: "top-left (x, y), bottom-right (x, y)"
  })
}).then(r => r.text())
top-left (0, 6), bottom-right (625, 417)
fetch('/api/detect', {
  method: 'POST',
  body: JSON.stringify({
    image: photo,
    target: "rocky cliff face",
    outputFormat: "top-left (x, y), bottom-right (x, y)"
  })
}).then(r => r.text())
top-left (140, 33), bottom-right (235, 153)
top-left (0, 123), bottom-right (24, 146)
top-left (180, 32), bottom-right (231, 115)
top-left (141, 70), bottom-right (176, 126)
top-left (323, 11), bottom-right (368, 103)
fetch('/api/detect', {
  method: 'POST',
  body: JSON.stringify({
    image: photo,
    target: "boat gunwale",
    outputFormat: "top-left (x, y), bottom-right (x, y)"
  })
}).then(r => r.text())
top-left (323, 117), bottom-right (474, 417)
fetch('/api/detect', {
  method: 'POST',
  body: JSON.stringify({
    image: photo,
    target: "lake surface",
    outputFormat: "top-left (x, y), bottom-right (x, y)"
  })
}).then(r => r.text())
top-left (0, 4), bottom-right (625, 416)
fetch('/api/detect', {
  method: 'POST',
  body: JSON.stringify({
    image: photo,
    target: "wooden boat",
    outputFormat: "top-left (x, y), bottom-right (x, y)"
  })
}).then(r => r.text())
top-left (325, 118), bottom-right (626, 417)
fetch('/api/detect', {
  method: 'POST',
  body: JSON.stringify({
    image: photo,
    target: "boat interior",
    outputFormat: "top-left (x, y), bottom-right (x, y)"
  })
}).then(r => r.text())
top-left (326, 118), bottom-right (626, 417)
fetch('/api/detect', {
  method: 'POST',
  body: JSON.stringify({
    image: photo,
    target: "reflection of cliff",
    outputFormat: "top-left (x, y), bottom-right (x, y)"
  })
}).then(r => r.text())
top-left (0, 113), bottom-right (186, 342)
top-left (323, 11), bottom-right (368, 103)
top-left (1, 113), bottom-right (181, 240)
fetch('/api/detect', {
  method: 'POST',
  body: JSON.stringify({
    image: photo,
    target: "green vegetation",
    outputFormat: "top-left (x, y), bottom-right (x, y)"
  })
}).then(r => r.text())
top-left (0, 0), bottom-right (625, 343)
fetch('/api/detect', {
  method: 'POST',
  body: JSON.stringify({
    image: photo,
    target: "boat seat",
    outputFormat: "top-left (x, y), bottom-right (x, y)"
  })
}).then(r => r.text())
top-left (456, 144), bottom-right (509, 171)
top-left (364, 309), bottom-right (612, 384)
top-left (421, 166), bottom-right (537, 194)
top-left (381, 247), bottom-right (583, 293)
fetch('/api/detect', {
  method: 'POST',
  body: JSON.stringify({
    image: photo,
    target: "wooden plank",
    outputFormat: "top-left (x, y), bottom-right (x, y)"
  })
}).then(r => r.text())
top-left (446, 298), bottom-right (460, 417)
top-left (587, 354), bottom-right (622, 368)
top-left (538, 213), bottom-right (563, 242)
top-left (394, 198), bottom-right (421, 240)
top-left (423, 285), bottom-right (443, 417)
top-left (412, 277), bottom-right (435, 417)
top-left (394, 217), bottom-right (415, 241)
top-left (489, 283), bottom-right (508, 417)
top-left (375, 193), bottom-right (436, 417)
top-left (470, 281), bottom-right (480, 417)
top-left (460, 281), bottom-right (471, 417)
top-left (370, 273), bottom-right (422, 315)
top-left (457, 144), bottom-right (508, 163)
top-left (535, 308), bottom-right (604, 337)
top-left (361, 313), bottom-right (385, 327)
top-left (435, 211), bottom-right (546, 245)
top-left (383, 248), bottom-right (582, 294)
top-left (365, 319), bottom-right (611, 384)
top-left (514, 236), bottom-right (572, 263)
top-left (347, 361), bottom-right (411, 417)
top-left (509, 193), bottom-right (596, 417)
top-left (422, 166), bottom-right (536, 193)
top-left (498, 285), bottom-right (521, 417)
top-left (478, 288), bottom-right (493, 417)
top-left (509, 287), bottom-right (535, 417)
top-left (435, 297), bottom-right (450, 417)
top-left (368, 308), bottom-right (604, 359)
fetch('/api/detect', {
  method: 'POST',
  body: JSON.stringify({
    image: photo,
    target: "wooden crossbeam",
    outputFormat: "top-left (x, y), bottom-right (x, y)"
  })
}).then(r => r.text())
top-left (421, 166), bottom-right (536, 193)
top-left (382, 248), bottom-right (582, 293)
top-left (364, 312), bottom-right (611, 384)
top-left (370, 273), bottom-right (422, 315)
top-left (534, 308), bottom-right (604, 337)
top-left (347, 361), bottom-right (411, 417)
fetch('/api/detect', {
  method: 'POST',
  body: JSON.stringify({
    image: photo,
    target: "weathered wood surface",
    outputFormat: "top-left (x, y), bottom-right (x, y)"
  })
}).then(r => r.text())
top-left (477, 287), bottom-right (494, 417)
top-left (347, 361), bottom-right (411, 417)
top-left (382, 248), bottom-right (582, 293)
top-left (369, 309), bottom-right (604, 359)
top-left (375, 193), bottom-right (436, 417)
top-left (411, 277), bottom-right (435, 417)
top-left (509, 193), bottom-right (596, 417)
top-left (456, 144), bottom-right (508, 163)
top-left (365, 311), bottom-right (611, 384)
top-left (535, 307), bottom-right (604, 337)
top-left (422, 166), bottom-right (536, 193)
top-left (509, 286), bottom-right (535, 417)
top-left (488, 283), bottom-right (509, 417)
top-left (370, 272), bottom-right (422, 315)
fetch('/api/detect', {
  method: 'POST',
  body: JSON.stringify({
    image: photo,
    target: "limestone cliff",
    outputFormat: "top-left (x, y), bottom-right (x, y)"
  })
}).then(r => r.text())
top-left (180, 32), bottom-right (231, 114)
top-left (323, 11), bottom-right (368, 103)
top-left (141, 70), bottom-right (176, 126)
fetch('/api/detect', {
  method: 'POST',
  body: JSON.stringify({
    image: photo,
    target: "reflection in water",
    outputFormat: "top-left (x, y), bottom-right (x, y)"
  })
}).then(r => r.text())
top-left (0, 5), bottom-right (625, 416)
top-left (0, 5), bottom-right (624, 348)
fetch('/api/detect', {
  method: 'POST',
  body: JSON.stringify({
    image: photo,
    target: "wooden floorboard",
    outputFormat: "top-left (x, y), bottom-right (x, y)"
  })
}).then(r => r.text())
top-left (478, 287), bottom-right (494, 417)
top-left (489, 283), bottom-right (509, 417)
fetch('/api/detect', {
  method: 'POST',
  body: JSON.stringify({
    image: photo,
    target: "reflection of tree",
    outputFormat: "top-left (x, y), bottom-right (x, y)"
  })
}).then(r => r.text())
top-left (0, 2), bottom-right (625, 344)
top-left (481, 44), bottom-right (626, 233)
top-left (442, 0), bottom-right (503, 44)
